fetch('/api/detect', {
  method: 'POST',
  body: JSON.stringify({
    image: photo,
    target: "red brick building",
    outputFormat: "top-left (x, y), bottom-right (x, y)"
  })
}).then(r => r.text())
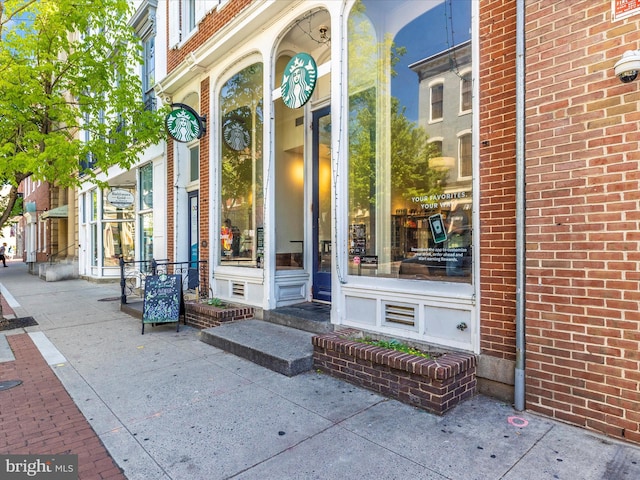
top-left (524, 1), bottom-right (640, 444)
top-left (155, 0), bottom-right (640, 445)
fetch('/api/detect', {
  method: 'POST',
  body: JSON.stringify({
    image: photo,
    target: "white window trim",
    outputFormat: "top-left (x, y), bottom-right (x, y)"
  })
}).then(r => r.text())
top-left (457, 130), bottom-right (473, 180)
top-left (458, 67), bottom-right (472, 116)
top-left (428, 79), bottom-right (444, 124)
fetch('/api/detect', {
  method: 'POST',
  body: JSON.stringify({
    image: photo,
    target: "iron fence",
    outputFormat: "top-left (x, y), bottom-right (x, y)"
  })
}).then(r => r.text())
top-left (119, 257), bottom-right (208, 305)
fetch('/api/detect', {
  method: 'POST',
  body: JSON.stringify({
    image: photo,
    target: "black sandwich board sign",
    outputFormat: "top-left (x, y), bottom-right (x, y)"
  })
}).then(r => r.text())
top-left (142, 274), bottom-right (185, 334)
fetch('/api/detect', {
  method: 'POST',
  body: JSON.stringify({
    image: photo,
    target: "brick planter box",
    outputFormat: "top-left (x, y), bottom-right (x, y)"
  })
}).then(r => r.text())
top-left (312, 330), bottom-right (477, 415)
top-left (184, 302), bottom-right (254, 329)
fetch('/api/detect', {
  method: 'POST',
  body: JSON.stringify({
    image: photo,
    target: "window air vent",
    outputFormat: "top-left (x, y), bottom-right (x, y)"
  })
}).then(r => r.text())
top-left (231, 282), bottom-right (245, 297)
top-left (384, 303), bottom-right (416, 327)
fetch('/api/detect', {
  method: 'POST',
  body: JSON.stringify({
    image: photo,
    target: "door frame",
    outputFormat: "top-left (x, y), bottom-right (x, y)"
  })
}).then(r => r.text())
top-left (311, 105), bottom-right (331, 302)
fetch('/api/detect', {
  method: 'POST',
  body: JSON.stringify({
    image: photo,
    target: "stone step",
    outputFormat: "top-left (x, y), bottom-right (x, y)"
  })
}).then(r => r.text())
top-left (199, 320), bottom-right (315, 376)
top-left (262, 302), bottom-right (333, 334)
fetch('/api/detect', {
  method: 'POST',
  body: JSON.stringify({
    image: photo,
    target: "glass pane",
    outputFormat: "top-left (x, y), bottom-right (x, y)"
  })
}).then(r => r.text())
top-left (140, 164), bottom-right (153, 209)
top-left (220, 63), bottom-right (264, 267)
top-left (431, 84), bottom-right (443, 121)
top-left (347, 0), bottom-right (473, 283)
top-left (275, 56), bottom-right (304, 270)
top-left (103, 221), bottom-right (135, 266)
top-left (318, 113), bottom-right (332, 274)
top-left (189, 145), bottom-right (199, 182)
top-left (140, 213), bottom-right (153, 264)
top-left (91, 223), bottom-right (98, 266)
top-left (103, 188), bottom-right (135, 220)
top-left (91, 190), bottom-right (97, 221)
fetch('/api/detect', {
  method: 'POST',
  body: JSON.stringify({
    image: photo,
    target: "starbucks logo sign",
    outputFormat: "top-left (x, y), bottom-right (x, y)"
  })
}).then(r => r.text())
top-left (281, 53), bottom-right (317, 109)
top-left (165, 105), bottom-right (205, 143)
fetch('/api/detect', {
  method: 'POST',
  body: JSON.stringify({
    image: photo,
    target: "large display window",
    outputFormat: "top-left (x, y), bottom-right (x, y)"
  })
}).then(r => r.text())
top-left (219, 63), bottom-right (264, 267)
top-left (347, 0), bottom-right (473, 283)
top-left (102, 188), bottom-right (135, 267)
top-left (139, 163), bottom-right (153, 265)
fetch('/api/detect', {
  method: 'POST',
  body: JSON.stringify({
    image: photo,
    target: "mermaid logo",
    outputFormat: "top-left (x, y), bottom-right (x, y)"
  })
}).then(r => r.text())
top-left (165, 105), bottom-right (205, 143)
top-left (281, 53), bottom-right (317, 109)
top-left (223, 117), bottom-right (250, 151)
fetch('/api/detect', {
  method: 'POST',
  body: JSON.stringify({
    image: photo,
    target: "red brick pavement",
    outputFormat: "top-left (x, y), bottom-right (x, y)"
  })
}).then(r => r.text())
top-left (1, 290), bottom-right (15, 318)
top-left (0, 334), bottom-right (126, 479)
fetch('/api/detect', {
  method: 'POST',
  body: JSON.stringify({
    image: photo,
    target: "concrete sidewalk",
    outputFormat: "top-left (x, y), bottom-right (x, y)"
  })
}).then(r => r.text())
top-left (1, 262), bottom-right (640, 479)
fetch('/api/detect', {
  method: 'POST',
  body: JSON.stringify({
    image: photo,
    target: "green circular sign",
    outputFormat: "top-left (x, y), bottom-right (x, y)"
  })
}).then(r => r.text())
top-left (165, 107), bottom-right (202, 143)
top-left (281, 53), bottom-right (318, 109)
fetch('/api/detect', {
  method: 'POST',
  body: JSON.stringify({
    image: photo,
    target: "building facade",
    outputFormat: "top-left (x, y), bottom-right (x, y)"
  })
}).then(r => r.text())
top-left (76, 0), bottom-right (169, 281)
top-left (70, 0), bottom-right (640, 445)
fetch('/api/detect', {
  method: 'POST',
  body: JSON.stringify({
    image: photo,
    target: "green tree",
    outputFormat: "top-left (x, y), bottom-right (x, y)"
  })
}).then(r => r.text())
top-left (0, 0), bottom-right (167, 230)
top-left (220, 63), bottom-right (263, 220)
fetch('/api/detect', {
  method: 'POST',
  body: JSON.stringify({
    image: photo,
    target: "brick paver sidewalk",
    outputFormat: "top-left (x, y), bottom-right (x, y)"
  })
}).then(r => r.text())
top-left (1, 290), bottom-right (15, 318)
top-left (0, 333), bottom-right (126, 479)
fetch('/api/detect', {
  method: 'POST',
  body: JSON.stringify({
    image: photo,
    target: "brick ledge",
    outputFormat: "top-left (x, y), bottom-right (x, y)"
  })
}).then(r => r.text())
top-left (312, 329), bottom-right (477, 415)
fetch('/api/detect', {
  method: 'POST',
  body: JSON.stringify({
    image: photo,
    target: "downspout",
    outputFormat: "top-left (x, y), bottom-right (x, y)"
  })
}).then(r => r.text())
top-left (514, 0), bottom-right (526, 411)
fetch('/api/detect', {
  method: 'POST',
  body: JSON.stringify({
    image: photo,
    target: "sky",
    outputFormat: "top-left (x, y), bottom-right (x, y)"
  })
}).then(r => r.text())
top-left (391, 0), bottom-right (472, 121)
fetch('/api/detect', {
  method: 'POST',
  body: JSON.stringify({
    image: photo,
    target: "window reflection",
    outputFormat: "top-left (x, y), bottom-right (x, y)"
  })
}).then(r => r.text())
top-left (347, 0), bottom-right (472, 283)
top-left (220, 63), bottom-right (264, 267)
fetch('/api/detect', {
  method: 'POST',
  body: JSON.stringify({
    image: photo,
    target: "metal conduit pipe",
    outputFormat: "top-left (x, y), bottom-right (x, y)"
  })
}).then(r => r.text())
top-left (514, 0), bottom-right (526, 411)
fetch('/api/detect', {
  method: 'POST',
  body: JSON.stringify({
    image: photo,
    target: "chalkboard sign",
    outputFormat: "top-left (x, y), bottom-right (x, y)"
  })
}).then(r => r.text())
top-left (142, 274), bottom-right (184, 334)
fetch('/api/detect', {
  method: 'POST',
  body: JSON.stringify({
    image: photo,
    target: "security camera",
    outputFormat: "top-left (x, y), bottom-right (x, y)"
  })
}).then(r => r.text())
top-left (614, 49), bottom-right (640, 83)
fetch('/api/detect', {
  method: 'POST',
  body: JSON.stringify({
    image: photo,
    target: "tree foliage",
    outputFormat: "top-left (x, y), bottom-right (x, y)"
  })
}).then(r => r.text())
top-left (347, 0), bottom-right (445, 214)
top-left (220, 63), bottom-right (263, 219)
top-left (0, 0), bottom-right (167, 230)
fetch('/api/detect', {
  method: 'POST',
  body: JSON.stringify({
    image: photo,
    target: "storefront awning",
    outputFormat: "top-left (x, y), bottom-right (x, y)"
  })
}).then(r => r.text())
top-left (40, 205), bottom-right (68, 219)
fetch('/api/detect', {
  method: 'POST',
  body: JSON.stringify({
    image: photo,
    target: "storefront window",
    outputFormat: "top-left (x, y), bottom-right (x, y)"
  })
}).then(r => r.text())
top-left (189, 145), bottom-right (199, 183)
top-left (140, 163), bottom-right (153, 210)
top-left (140, 213), bottom-right (153, 265)
top-left (103, 188), bottom-right (135, 266)
top-left (274, 55), bottom-right (304, 270)
top-left (219, 62), bottom-right (264, 267)
top-left (139, 164), bottom-right (153, 266)
top-left (347, 0), bottom-right (472, 282)
top-left (90, 190), bottom-right (98, 266)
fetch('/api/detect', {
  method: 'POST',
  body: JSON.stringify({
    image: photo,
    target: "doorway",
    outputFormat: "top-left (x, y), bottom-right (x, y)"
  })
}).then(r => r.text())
top-left (312, 106), bottom-right (331, 302)
top-left (188, 191), bottom-right (199, 267)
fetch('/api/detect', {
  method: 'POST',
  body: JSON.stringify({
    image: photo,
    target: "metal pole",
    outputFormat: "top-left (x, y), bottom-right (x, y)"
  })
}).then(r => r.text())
top-left (514, 0), bottom-right (526, 411)
top-left (119, 256), bottom-right (127, 305)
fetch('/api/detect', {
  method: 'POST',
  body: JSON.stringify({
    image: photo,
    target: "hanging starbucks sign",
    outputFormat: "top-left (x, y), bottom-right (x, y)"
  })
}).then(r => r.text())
top-left (281, 53), bottom-right (318, 109)
top-left (165, 103), bottom-right (206, 143)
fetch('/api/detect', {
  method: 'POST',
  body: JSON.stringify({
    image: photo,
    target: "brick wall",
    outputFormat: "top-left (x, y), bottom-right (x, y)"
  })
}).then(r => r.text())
top-left (166, 0), bottom-right (252, 74)
top-left (313, 331), bottom-right (477, 415)
top-left (525, 0), bottom-right (640, 444)
top-left (200, 77), bottom-right (210, 272)
top-left (184, 302), bottom-right (254, 330)
top-left (478, 0), bottom-right (518, 361)
top-left (167, 141), bottom-right (174, 262)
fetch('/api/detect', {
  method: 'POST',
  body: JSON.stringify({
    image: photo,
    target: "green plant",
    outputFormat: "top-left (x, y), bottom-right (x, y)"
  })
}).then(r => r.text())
top-left (206, 298), bottom-right (225, 307)
top-left (351, 336), bottom-right (433, 359)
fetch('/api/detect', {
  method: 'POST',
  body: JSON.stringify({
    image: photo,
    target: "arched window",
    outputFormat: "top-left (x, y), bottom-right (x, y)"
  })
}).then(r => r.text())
top-left (219, 63), bottom-right (264, 267)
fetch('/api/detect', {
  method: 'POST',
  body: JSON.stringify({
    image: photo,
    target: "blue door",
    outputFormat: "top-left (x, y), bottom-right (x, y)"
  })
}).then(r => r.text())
top-left (312, 107), bottom-right (331, 302)
top-left (188, 191), bottom-right (199, 267)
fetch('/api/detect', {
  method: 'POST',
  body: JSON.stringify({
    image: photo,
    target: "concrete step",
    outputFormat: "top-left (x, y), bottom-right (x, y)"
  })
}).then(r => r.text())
top-left (199, 319), bottom-right (315, 376)
top-left (262, 302), bottom-right (333, 334)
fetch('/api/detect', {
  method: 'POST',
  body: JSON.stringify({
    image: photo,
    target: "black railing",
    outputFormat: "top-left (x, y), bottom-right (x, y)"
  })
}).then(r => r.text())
top-left (119, 257), bottom-right (208, 305)
top-left (48, 243), bottom-right (77, 264)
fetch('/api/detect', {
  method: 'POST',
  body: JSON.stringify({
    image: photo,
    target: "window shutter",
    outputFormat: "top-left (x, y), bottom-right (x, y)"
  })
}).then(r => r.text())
top-left (198, 1), bottom-right (220, 24)
top-left (195, 1), bottom-right (208, 24)
top-left (168, 0), bottom-right (181, 48)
